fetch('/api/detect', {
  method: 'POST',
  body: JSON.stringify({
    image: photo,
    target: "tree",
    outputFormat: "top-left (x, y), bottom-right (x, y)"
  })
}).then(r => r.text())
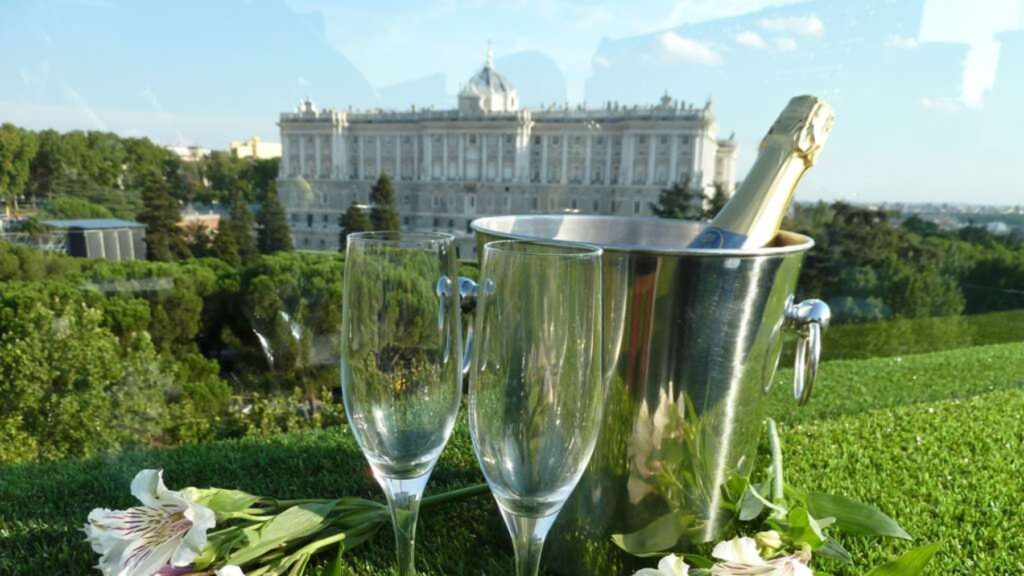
top-left (257, 183), bottom-right (293, 254)
top-left (339, 201), bottom-right (371, 250)
top-left (650, 176), bottom-right (702, 220)
top-left (369, 173), bottom-right (400, 231)
top-left (702, 183), bottom-right (730, 220)
top-left (0, 123), bottom-right (39, 212)
top-left (184, 221), bottom-right (213, 258)
top-left (228, 191), bottom-right (259, 263)
top-left (210, 224), bottom-right (242, 266)
top-left (137, 170), bottom-right (189, 261)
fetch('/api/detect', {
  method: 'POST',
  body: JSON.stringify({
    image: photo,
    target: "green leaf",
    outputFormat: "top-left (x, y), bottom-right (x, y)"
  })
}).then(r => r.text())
top-left (807, 493), bottom-right (912, 540)
top-left (184, 487), bottom-right (261, 515)
top-left (612, 511), bottom-right (690, 556)
top-left (786, 507), bottom-right (825, 549)
top-left (743, 483), bottom-right (788, 520)
top-left (865, 542), bottom-right (941, 576)
top-left (816, 537), bottom-right (853, 564)
top-left (228, 500), bottom-right (337, 565)
top-left (738, 485), bottom-right (765, 521)
top-left (326, 541), bottom-right (345, 576)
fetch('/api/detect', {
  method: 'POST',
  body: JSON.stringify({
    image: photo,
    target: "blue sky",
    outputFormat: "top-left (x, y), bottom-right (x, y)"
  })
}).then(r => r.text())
top-left (1, 0), bottom-right (1022, 205)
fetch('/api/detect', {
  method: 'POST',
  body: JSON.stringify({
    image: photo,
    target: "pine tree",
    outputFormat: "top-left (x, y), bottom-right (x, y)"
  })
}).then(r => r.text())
top-left (228, 191), bottom-right (259, 263)
top-left (211, 222), bottom-right (241, 266)
top-left (650, 176), bottom-right (702, 220)
top-left (138, 170), bottom-right (188, 261)
top-left (702, 183), bottom-right (730, 220)
top-left (339, 201), bottom-right (371, 251)
top-left (257, 183), bottom-right (293, 254)
top-left (369, 173), bottom-right (400, 231)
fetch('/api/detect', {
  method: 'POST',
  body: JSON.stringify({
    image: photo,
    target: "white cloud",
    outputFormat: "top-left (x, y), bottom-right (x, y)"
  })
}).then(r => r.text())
top-left (887, 34), bottom-right (919, 49)
top-left (759, 14), bottom-right (824, 36)
top-left (919, 0), bottom-right (1024, 108)
top-left (659, 32), bottom-right (721, 65)
top-left (735, 31), bottom-right (767, 49)
top-left (775, 37), bottom-right (798, 51)
top-left (960, 39), bottom-right (1001, 108)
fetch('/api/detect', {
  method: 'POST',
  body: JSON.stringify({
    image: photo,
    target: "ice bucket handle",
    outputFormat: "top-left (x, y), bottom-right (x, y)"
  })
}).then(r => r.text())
top-left (784, 296), bottom-right (831, 406)
top-left (457, 277), bottom-right (479, 375)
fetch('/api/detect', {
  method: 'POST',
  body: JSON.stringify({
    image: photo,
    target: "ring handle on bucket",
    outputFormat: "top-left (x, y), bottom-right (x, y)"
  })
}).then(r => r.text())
top-left (784, 296), bottom-right (831, 406)
top-left (458, 277), bottom-right (479, 375)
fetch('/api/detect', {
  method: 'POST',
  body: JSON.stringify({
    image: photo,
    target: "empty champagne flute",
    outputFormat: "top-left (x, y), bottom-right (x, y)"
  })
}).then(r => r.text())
top-left (341, 231), bottom-right (464, 576)
top-left (467, 240), bottom-right (605, 576)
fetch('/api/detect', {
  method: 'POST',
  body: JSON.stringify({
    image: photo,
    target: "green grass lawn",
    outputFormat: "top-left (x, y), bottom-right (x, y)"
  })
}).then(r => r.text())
top-left (1, 342), bottom-right (1023, 575)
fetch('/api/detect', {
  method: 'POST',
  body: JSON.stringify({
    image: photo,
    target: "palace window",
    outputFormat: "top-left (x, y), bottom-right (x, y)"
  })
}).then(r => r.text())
top-left (307, 214), bottom-right (313, 227)
top-left (534, 136), bottom-right (541, 145)
top-left (531, 197), bottom-right (538, 210)
top-left (638, 135), bottom-right (647, 145)
top-left (448, 218), bottom-right (454, 229)
top-left (469, 135), bottom-right (477, 144)
top-left (553, 136), bottom-right (560, 145)
top-left (634, 200), bottom-right (641, 215)
top-left (322, 214), bottom-right (328, 223)
top-left (571, 198), bottom-right (578, 209)
top-left (660, 135), bottom-right (668, 145)
top-left (593, 199), bottom-right (600, 212)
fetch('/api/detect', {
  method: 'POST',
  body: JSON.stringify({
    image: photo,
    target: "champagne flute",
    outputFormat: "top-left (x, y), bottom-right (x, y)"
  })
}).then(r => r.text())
top-left (341, 231), bottom-right (463, 576)
top-left (467, 240), bottom-right (605, 576)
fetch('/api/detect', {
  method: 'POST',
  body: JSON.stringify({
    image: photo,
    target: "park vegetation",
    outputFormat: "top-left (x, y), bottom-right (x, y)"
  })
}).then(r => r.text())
top-left (0, 123), bottom-right (1022, 466)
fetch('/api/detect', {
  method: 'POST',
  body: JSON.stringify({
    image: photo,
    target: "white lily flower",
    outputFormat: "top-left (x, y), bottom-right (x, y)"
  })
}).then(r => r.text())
top-left (216, 566), bottom-right (246, 576)
top-left (633, 553), bottom-right (690, 575)
top-left (83, 469), bottom-right (216, 576)
top-left (710, 536), bottom-right (813, 576)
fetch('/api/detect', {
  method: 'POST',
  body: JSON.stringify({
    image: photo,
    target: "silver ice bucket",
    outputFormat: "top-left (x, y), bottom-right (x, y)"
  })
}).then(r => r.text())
top-left (470, 215), bottom-right (829, 575)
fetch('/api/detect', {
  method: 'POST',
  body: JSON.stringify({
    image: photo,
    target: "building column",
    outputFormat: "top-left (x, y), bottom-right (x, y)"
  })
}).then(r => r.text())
top-left (358, 136), bottom-right (365, 180)
top-left (584, 135), bottom-right (593, 184)
top-left (458, 133), bottom-right (465, 181)
top-left (424, 134), bottom-right (432, 181)
top-left (298, 135), bottom-right (306, 178)
top-left (497, 133), bottom-right (504, 182)
top-left (560, 135), bottom-right (568, 185)
top-left (442, 134), bottom-right (448, 181)
top-left (413, 134), bottom-right (419, 181)
top-left (395, 134), bottom-right (401, 178)
top-left (314, 135), bottom-right (322, 179)
top-left (336, 132), bottom-right (347, 180)
top-left (481, 134), bottom-right (488, 181)
top-left (669, 134), bottom-right (679, 185)
top-left (541, 136), bottom-right (548, 182)
top-left (647, 136), bottom-right (656, 186)
top-left (605, 137), bottom-right (613, 184)
top-left (622, 134), bottom-right (634, 185)
top-left (375, 137), bottom-right (382, 179)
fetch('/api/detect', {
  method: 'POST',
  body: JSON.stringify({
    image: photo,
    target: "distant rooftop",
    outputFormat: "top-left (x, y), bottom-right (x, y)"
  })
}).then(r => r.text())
top-left (42, 218), bottom-right (145, 230)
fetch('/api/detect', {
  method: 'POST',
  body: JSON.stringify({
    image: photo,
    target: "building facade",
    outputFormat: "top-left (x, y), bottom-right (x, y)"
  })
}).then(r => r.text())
top-left (230, 136), bottom-right (283, 160)
top-left (277, 51), bottom-right (738, 255)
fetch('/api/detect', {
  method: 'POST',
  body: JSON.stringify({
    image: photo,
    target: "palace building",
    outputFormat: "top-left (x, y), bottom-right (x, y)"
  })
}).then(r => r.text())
top-left (277, 50), bottom-right (738, 255)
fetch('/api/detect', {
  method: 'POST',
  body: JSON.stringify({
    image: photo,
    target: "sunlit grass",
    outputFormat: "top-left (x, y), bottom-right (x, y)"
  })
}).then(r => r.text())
top-left (1, 342), bottom-right (1022, 574)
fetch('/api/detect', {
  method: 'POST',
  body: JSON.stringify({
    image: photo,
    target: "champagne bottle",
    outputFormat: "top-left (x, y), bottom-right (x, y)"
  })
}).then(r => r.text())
top-left (690, 95), bottom-right (834, 249)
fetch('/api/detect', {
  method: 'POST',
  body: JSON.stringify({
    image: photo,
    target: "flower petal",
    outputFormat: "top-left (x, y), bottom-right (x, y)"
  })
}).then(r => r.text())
top-left (712, 537), bottom-right (766, 564)
top-left (216, 566), bottom-right (246, 576)
top-left (767, 557), bottom-right (814, 576)
top-left (119, 531), bottom-right (182, 576)
top-left (130, 470), bottom-right (167, 509)
top-left (658, 553), bottom-right (690, 576)
top-left (633, 570), bottom-right (665, 576)
top-left (710, 562), bottom-right (776, 576)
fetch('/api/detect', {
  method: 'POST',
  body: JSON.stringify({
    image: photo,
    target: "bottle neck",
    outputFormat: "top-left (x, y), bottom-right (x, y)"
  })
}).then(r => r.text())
top-left (709, 137), bottom-right (811, 248)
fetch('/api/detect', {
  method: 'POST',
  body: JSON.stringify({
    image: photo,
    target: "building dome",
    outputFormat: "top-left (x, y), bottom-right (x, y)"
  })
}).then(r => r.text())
top-left (458, 48), bottom-right (518, 114)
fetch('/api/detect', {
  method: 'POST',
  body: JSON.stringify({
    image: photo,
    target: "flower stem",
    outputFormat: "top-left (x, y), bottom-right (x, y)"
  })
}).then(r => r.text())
top-left (420, 483), bottom-right (490, 509)
top-left (767, 418), bottom-right (784, 503)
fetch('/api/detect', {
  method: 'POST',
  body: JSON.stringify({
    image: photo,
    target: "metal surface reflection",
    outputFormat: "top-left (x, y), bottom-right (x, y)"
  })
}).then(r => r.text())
top-left (472, 215), bottom-right (827, 575)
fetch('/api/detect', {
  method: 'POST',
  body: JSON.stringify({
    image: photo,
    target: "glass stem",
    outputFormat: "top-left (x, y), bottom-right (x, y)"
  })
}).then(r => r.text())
top-left (499, 507), bottom-right (560, 576)
top-left (377, 472), bottom-right (432, 576)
